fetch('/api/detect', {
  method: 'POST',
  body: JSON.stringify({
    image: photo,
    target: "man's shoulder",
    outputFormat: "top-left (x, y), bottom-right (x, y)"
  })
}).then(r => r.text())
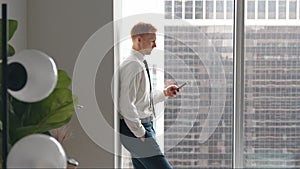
top-left (120, 56), bottom-right (143, 69)
top-left (119, 59), bottom-right (144, 79)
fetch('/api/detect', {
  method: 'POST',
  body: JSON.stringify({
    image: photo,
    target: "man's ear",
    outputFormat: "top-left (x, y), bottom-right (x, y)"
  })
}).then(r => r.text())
top-left (137, 36), bottom-right (142, 42)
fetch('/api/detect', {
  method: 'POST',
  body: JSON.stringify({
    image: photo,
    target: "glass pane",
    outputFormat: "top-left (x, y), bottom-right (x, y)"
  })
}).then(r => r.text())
top-left (227, 0), bottom-right (233, 19)
top-left (216, 0), bottom-right (224, 19)
top-left (175, 0), bottom-right (183, 19)
top-left (289, 0), bottom-right (297, 19)
top-left (248, 0), bottom-right (256, 19)
top-left (195, 0), bottom-right (203, 19)
top-left (118, 0), bottom-right (300, 168)
top-left (165, 0), bottom-right (173, 19)
top-left (258, 0), bottom-right (266, 19)
top-left (268, 0), bottom-right (276, 19)
top-left (279, 0), bottom-right (286, 19)
top-left (244, 4), bottom-right (300, 168)
top-left (206, 0), bottom-right (214, 19)
top-left (164, 0), bottom-right (233, 168)
top-left (185, 0), bottom-right (193, 19)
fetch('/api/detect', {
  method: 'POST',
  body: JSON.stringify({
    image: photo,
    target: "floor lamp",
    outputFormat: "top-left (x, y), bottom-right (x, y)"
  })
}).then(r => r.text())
top-left (1, 3), bottom-right (58, 168)
top-left (2, 4), bottom-right (9, 168)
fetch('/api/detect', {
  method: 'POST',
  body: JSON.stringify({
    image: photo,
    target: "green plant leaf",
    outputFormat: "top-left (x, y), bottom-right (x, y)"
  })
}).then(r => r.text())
top-left (8, 71), bottom-right (76, 144)
top-left (0, 43), bottom-right (15, 58)
top-left (8, 20), bottom-right (18, 41)
top-left (0, 19), bottom-right (18, 59)
top-left (56, 70), bottom-right (71, 88)
top-left (10, 88), bottom-right (75, 144)
top-left (12, 117), bottom-right (72, 144)
top-left (8, 44), bottom-right (15, 56)
top-left (35, 89), bottom-right (74, 124)
top-left (0, 19), bottom-right (18, 41)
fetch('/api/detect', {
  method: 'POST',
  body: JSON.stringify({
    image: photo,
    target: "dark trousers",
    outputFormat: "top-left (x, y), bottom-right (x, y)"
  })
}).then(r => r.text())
top-left (120, 119), bottom-right (172, 169)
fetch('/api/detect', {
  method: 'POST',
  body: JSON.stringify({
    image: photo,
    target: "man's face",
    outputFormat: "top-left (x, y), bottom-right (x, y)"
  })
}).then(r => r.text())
top-left (140, 33), bottom-right (156, 55)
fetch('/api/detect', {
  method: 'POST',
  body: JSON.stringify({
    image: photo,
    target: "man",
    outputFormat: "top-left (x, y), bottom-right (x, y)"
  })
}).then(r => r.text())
top-left (119, 22), bottom-right (179, 169)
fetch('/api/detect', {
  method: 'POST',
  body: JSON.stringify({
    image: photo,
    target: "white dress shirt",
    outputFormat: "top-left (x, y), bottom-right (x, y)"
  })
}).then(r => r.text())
top-left (119, 49), bottom-right (166, 137)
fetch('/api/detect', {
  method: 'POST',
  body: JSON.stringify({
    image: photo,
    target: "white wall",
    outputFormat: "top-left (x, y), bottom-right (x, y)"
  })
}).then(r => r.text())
top-left (27, 0), bottom-right (114, 168)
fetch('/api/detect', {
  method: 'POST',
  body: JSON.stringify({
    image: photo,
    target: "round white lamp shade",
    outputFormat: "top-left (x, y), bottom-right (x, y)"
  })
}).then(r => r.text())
top-left (6, 134), bottom-right (67, 168)
top-left (8, 49), bottom-right (58, 102)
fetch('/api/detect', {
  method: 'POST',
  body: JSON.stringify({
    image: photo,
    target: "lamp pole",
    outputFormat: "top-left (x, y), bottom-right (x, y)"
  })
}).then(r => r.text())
top-left (1, 3), bottom-right (8, 169)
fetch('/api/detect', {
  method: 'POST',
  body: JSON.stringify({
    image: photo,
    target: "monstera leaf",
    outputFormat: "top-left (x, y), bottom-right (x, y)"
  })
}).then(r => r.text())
top-left (0, 19), bottom-right (18, 57)
top-left (8, 70), bottom-right (77, 144)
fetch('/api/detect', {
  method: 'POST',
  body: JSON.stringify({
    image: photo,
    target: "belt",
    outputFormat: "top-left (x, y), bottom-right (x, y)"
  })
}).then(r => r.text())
top-left (140, 116), bottom-right (153, 123)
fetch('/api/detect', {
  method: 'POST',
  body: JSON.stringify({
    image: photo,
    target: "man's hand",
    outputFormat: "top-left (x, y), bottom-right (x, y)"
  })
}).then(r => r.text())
top-left (164, 85), bottom-right (180, 97)
top-left (139, 134), bottom-right (146, 142)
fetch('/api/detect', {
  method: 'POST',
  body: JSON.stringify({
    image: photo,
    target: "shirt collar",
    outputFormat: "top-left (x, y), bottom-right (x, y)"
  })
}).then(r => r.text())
top-left (130, 49), bottom-right (144, 62)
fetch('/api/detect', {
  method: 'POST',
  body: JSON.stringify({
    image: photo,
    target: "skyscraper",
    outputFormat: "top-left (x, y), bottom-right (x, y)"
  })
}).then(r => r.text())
top-left (164, 0), bottom-right (300, 168)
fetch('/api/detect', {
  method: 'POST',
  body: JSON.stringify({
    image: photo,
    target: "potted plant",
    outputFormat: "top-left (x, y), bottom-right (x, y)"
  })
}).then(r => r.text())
top-left (0, 19), bottom-right (77, 165)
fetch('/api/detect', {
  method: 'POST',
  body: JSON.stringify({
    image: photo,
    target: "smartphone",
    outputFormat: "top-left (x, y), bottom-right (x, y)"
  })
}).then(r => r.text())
top-left (172, 81), bottom-right (189, 94)
top-left (178, 81), bottom-right (189, 89)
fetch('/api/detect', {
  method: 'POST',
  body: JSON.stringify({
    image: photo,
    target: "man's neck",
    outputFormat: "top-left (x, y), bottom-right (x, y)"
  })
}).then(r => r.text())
top-left (132, 47), bottom-right (145, 56)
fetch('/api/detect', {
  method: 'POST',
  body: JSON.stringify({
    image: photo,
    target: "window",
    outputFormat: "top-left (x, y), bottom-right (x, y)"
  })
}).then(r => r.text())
top-left (164, 25), bottom-right (233, 168)
top-left (227, 0), bottom-right (233, 19)
top-left (247, 0), bottom-right (255, 19)
top-left (195, 0), bottom-right (204, 19)
top-left (206, 0), bottom-right (214, 19)
top-left (268, 0), bottom-right (276, 19)
top-left (175, 0), bottom-right (183, 19)
top-left (244, 25), bottom-right (300, 168)
top-left (115, 0), bottom-right (300, 168)
top-left (258, 0), bottom-right (266, 19)
top-left (289, 0), bottom-right (297, 19)
top-left (279, 0), bottom-right (286, 19)
top-left (165, 0), bottom-right (173, 19)
top-left (185, 0), bottom-right (193, 19)
top-left (216, 0), bottom-right (224, 19)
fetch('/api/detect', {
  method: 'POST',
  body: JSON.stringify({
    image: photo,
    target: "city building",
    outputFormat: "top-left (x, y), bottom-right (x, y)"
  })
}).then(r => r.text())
top-left (163, 0), bottom-right (300, 168)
